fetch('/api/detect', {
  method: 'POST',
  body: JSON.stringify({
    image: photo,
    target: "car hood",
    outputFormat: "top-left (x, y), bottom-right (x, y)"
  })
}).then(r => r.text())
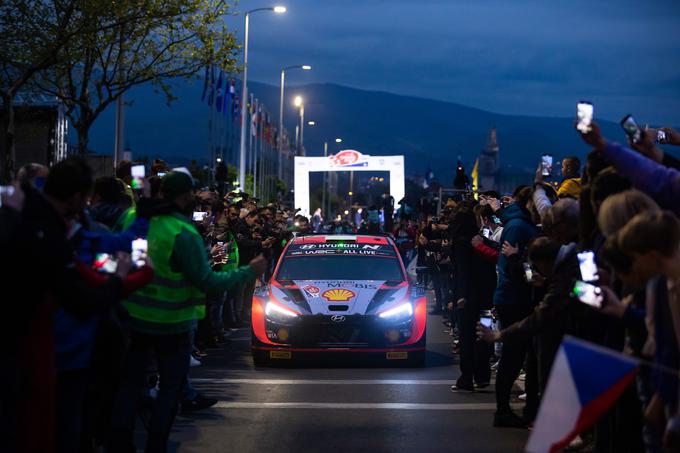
top-left (270, 280), bottom-right (410, 316)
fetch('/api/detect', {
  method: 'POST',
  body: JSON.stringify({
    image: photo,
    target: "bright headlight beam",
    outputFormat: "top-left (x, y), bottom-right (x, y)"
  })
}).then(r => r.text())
top-left (265, 302), bottom-right (299, 318)
top-left (379, 302), bottom-right (413, 319)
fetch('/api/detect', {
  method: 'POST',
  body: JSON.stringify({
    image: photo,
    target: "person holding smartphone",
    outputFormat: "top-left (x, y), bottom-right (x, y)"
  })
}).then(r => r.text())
top-left (576, 122), bottom-right (680, 215)
top-left (109, 171), bottom-right (267, 453)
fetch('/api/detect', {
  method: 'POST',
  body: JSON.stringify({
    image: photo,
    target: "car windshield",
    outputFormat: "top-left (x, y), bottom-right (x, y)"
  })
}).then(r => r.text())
top-left (276, 256), bottom-right (404, 281)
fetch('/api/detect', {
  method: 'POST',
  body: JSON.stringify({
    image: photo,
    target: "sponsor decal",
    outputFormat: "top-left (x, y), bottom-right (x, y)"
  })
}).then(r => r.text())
top-left (329, 150), bottom-right (368, 168)
top-left (302, 285), bottom-right (320, 298)
top-left (285, 241), bottom-right (396, 257)
top-left (322, 288), bottom-right (356, 302)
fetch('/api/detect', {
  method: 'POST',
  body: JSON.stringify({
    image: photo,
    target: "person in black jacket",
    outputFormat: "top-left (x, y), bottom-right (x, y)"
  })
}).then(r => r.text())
top-left (450, 201), bottom-right (494, 392)
top-left (234, 210), bottom-right (275, 325)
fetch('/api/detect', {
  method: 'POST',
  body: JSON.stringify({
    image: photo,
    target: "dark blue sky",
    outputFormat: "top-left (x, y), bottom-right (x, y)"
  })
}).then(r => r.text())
top-left (225, 0), bottom-right (680, 125)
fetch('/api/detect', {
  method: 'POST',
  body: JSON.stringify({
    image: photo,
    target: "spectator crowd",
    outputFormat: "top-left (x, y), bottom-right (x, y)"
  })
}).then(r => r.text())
top-left (416, 121), bottom-right (680, 452)
top-left (2, 117), bottom-right (680, 453)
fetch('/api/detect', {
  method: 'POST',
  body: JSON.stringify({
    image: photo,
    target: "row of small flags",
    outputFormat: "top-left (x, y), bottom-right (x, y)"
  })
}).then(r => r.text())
top-left (201, 66), bottom-right (239, 117)
top-left (201, 65), bottom-right (279, 148)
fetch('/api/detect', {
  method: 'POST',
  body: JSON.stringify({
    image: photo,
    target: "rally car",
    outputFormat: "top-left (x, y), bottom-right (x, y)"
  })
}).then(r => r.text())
top-left (251, 234), bottom-right (427, 366)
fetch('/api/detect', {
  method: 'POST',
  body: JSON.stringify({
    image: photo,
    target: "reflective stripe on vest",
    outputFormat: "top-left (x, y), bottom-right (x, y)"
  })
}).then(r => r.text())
top-left (123, 215), bottom-right (206, 324)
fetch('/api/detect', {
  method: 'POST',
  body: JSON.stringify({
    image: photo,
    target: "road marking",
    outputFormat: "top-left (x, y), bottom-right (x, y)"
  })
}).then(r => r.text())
top-left (192, 379), bottom-right (455, 385)
top-left (212, 402), bottom-right (499, 410)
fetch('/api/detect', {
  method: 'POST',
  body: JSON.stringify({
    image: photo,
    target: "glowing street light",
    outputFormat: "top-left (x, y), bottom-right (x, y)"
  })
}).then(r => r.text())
top-left (238, 5), bottom-right (287, 190)
top-left (335, 138), bottom-right (342, 143)
top-left (307, 121), bottom-right (316, 126)
top-left (278, 63), bottom-right (312, 178)
top-left (294, 95), bottom-right (303, 107)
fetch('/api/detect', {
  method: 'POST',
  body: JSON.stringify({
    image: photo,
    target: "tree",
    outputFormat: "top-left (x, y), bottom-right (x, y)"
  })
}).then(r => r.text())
top-left (32, 0), bottom-right (239, 154)
top-left (1, 0), bottom-right (87, 180)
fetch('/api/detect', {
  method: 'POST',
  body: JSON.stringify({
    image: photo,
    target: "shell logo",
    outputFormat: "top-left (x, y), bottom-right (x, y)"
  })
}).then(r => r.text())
top-left (322, 288), bottom-right (356, 302)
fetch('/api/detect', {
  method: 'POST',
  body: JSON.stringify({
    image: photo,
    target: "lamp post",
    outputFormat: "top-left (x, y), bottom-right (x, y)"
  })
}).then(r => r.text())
top-left (238, 5), bottom-right (287, 191)
top-left (278, 65), bottom-right (311, 179)
top-left (293, 95), bottom-right (305, 156)
top-left (326, 138), bottom-right (342, 216)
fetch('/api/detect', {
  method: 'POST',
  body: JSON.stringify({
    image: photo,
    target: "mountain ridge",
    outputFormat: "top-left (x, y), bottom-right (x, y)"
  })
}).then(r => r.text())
top-left (88, 79), bottom-right (624, 182)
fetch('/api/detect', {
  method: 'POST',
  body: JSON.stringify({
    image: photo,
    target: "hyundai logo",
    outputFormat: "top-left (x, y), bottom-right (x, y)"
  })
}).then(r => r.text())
top-left (330, 315), bottom-right (346, 323)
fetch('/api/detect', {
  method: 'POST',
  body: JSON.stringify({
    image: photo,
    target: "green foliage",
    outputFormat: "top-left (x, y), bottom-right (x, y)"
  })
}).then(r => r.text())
top-left (29, 0), bottom-right (241, 152)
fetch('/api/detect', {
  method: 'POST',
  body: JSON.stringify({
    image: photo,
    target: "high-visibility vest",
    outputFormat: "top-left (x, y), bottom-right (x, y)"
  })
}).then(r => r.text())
top-left (220, 231), bottom-right (240, 272)
top-left (123, 215), bottom-right (206, 324)
top-left (114, 207), bottom-right (136, 232)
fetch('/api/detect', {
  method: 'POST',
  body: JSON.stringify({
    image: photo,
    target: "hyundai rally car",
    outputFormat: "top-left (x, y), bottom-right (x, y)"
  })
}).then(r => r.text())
top-left (251, 234), bottom-right (427, 366)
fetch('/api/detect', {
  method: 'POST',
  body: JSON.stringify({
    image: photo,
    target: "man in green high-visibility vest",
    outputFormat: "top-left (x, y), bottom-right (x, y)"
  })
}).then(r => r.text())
top-left (109, 171), bottom-right (267, 453)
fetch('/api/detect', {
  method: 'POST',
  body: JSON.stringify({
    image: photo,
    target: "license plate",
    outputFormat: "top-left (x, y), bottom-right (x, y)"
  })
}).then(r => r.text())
top-left (386, 351), bottom-right (408, 360)
top-left (270, 351), bottom-right (292, 359)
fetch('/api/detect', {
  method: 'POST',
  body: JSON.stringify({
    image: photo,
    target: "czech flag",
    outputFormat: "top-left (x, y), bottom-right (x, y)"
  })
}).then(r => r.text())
top-left (526, 336), bottom-right (638, 453)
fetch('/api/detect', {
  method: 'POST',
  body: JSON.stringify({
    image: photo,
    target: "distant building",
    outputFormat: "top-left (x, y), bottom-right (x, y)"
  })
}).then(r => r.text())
top-left (0, 92), bottom-right (68, 177)
top-left (478, 125), bottom-right (499, 191)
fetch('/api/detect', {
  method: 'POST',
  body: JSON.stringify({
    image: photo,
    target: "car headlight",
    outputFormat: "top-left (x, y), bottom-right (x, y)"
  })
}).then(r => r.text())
top-left (265, 301), bottom-right (299, 321)
top-left (378, 302), bottom-right (413, 321)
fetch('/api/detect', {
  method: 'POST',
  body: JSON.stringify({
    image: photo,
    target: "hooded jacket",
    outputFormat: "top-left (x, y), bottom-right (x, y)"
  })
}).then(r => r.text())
top-left (493, 203), bottom-right (539, 306)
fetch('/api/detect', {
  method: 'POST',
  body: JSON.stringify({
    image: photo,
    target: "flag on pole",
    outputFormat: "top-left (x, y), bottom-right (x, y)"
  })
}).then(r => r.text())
top-left (251, 99), bottom-right (258, 137)
top-left (207, 66), bottom-right (216, 106)
top-left (215, 70), bottom-right (224, 112)
top-left (471, 158), bottom-right (479, 200)
top-left (224, 79), bottom-right (235, 117)
top-left (232, 94), bottom-right (240, 121)
top-left (201, 65), bottom-right (209, 102)
top-left (526, 336), bottom-right (638, 453)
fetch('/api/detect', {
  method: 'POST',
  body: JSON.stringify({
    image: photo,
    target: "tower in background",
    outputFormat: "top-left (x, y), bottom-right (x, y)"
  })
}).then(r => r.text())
top-left (478, 125), bottom-right (499, 191)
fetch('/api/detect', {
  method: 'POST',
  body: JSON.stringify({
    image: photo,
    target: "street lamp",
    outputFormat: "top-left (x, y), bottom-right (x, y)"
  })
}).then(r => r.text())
top-left (335, 138), bottom-right (342, 143)
top-left (293, 95), bottom-right (305, 156)
top-left (238, 5), bottom-right (287, 191)
top-left (307, 121), bottom-right (315, 126)
top-left (278, 64), bottom-right (311, 179)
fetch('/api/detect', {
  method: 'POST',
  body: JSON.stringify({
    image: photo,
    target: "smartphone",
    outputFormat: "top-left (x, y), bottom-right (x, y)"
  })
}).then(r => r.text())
top-left (491, 215), bottom-right (501, 225)
top-left (657, 130), bottom-right (667, 144)
top-left (193, 211), bottom-right (208, 222)
top-left (0, 185), bottom-right (15, 207)
top-left (157, 172), bottom-right (167, 178)
top-left (93, 253), bottom-right (118, 273)
top-left (480, 310), bottom-right (494, 328)
top-left (541, 154), bottom-right (553, 177)
top-left (576, 101), bottom-right (594, 133)
top-left (482, 228), bottom-right (491, 239)
top-left (522, 262), bottom-right (533, 282)
top-left (573, 280), bottom-right (604, 309)
top-left (620, 114), bottom-right (642, 144)
top-left (577, 250), bottom-right (599, 282)
top-left (131, 165), bottom-right (145, 190)
top-left (131, 238), bottom-right (148, 267)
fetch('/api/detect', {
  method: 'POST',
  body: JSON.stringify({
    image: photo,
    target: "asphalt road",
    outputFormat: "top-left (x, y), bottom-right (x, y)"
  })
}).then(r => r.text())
top-left (160, 297), bottom-right (529, 453)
